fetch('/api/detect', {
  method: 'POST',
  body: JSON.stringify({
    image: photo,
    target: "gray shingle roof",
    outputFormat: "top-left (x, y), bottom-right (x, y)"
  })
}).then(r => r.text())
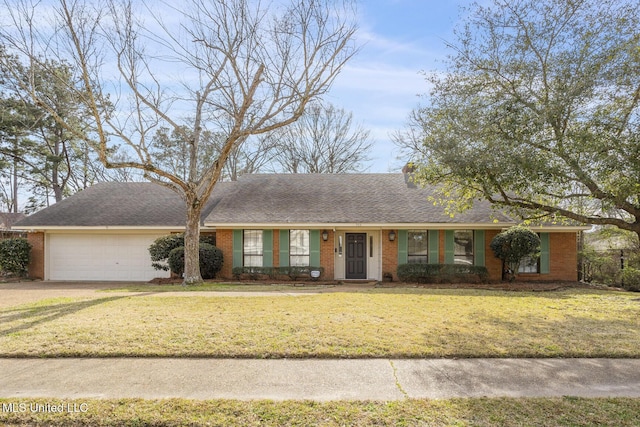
top-left (14, 174), bottom-right (516, 228)
top-left (14, 182), bottom-right (224, 228)
top-left (203, 174), bottom-right (514, 225)
top-left (0, 212), bottom-right (27, 229)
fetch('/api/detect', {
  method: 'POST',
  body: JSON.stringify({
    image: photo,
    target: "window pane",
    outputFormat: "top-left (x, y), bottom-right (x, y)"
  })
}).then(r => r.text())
top-left (290, 230), bottom-right (310, 256)
top-left (454, 230), bottom-right (474, 265)
top-left (408, 255), bottom-right (428, 264)
top-left (408, 230), bottom-right (428, 264)
top-left (243, 230), bottom-right (263, 255)
top-left (243, 230), bottom-right (263, 267)
top-left (519, 256), bottom-right (539, 273)
top-left (290, 255), bottom-right (310, 267)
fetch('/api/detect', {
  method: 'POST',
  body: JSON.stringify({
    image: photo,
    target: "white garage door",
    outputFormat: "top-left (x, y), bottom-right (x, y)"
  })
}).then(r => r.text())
top-left (48, 233), bottom-right (166, 281)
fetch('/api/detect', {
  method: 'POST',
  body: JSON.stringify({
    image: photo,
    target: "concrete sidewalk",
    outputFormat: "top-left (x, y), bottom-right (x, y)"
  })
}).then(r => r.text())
top-left (1, 358), bottom-right (639, 401)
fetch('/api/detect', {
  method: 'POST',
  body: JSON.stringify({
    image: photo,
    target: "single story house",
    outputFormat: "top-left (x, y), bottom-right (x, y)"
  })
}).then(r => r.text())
top-left (14, 173), bottom-right (588, 282)
top-left (0, 212), bottom-right (27, 239)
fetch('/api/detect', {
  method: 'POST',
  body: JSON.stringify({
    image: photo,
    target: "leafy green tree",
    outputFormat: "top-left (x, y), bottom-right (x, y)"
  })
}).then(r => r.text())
top-left (490, 226), bottom-right (541, 281)
top-left (400, 0), bottom-right (640, 242)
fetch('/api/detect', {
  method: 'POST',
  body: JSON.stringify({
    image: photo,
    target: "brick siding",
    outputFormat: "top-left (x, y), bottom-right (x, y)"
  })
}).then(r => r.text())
top-left (319, 230), bottom-right (335, 280)
top-left (27, 232), bottom-right (45, 280)
top-left (484, 230), bottom-right (503, 280)
top-left (382, 229), bottom-right (399, 280)
top-left (216, 229), bottom-right (234, 279)
top-left (517, 232), bottom-right (579, 282)
top-left (215, 228), bottom-right (579, 282)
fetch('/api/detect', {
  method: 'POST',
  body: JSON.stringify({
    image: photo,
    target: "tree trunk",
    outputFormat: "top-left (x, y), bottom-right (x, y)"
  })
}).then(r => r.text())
top-left (11, 153), bottom-right (18, 213)
top-left (183, 195), bottom-right (203, 285)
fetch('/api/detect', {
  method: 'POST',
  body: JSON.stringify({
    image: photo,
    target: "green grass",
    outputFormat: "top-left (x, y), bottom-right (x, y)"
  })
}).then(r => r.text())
top-left (1, 397), bottom-right (640, 426)
top-left (1, 289), bottom-right (639, 358)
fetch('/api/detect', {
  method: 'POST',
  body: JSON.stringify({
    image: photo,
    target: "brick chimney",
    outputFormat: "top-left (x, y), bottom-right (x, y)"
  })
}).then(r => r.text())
top-left (402, 162), bottom-right (417, 188)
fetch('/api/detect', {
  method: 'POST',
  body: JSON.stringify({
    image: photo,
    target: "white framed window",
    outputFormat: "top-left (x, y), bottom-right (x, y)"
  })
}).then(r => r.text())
top-left (519, 255), bottom-right (540, 273)
top-left (289, 230), bottom-right (310, 267)
top-left (243, 230), bottom-right (263, 267)
top-left (454, 230), bottom-right (474, 265)
top-left (518, 232), bottom-right (541, 273)
top-left (408, 230), bottom-right (429, 264)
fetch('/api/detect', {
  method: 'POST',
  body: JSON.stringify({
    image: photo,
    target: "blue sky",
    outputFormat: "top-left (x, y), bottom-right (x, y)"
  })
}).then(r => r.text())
top-left (328, 1), bottom-right (474, 172)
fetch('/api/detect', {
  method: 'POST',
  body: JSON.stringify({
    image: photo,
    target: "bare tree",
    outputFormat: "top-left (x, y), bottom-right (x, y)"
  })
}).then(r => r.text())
top-left (272, 102), bottom-right (372, 173)
top-left (223, 135), bottom-right (279, 181)
top-left (0, 0), bottom-right (357, 284)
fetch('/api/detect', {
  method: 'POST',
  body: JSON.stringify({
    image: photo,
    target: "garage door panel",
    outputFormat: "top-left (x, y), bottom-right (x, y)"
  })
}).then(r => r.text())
top-left (48, 233), bottom-right (166, 281)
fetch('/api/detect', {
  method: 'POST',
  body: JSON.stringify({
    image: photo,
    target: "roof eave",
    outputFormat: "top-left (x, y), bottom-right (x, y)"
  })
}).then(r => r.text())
top-left (11, 225), bottom-right (196, 232)
top-left (206, 222), bottom-right (519, 230)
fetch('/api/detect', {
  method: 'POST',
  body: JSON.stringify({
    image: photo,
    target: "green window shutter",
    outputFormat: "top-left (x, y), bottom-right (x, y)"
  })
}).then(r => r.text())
top-left (232, 229), bottom-right (243, 268)
top-left (262, 230), bottom-right (273, 267)
top-left (397, 230), bottom-right (408, 265)
top-left (540, 233), bottom-right (550, 274)
top-left (474, 230), bottom-right (485, 266)
top-left (428, 230), bottom-right (439, 264)
top-left (279, 230), bottom-right (290, 268)
top-left (309, 230), bottom-right (321, 267)
top-left (444, 230), bottom-right (455, 264)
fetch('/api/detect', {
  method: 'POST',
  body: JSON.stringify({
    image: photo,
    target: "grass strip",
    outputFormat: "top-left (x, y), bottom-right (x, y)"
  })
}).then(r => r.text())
top-left (1, 397), bottom-right (640, 426)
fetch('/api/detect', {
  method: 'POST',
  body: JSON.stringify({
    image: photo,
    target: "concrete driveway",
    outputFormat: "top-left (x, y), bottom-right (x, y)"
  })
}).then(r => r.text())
top-left (0, 281), bottom-right (132, 308)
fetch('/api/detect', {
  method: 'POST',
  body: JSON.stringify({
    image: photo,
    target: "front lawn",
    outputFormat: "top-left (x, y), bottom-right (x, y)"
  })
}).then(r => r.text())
top-left (1, 397), bottom-right (640, 426)
top-left (1, 289), bottom-right (638, 358)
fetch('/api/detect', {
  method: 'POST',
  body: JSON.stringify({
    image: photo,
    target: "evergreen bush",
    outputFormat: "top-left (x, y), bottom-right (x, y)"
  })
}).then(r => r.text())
top-left (0, 238), bottom-right (31, 277)
top-left (168, 243), bottom-right (223, 279)
top-left (619, 267), bottom-right (640, 292)
top-left (490, 226), bottom-right (540, 280)
top-left (149, 233), bottom-right (216, 272)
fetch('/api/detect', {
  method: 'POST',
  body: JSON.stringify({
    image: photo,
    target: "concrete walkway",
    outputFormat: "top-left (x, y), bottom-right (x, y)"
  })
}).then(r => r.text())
top-left (1, 358), bottom-right (639, 401)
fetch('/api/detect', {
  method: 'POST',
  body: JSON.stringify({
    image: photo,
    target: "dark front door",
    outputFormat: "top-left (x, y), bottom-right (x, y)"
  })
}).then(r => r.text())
top-left (346, 233), bottom-right (367, 279)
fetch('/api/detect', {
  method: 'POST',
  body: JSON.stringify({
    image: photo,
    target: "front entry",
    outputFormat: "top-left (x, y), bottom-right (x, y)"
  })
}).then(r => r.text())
top-left (345, 233), bottom-right (367, 279)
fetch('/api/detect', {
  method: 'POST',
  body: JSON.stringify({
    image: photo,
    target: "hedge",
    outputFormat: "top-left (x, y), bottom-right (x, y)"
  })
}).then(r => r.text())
top-left (232, 266), bottom-right (324, 280)
top-left (397, 263), bottom-right (489, 283)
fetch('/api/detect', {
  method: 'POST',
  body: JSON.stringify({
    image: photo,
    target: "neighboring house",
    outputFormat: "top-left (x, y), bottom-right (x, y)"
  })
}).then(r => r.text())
top-left (0, 212), bottom-right (27, 239)
top-left (13, 173), bottom-right (588, 282)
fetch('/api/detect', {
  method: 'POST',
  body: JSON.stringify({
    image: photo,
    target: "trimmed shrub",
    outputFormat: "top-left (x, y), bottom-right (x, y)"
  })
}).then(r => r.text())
top-left (167, 246), bottom-right (185, 276)
top-left (0, 238), bottom-right (31, 277)
top-left (397, 263), bottom-right (489, 283)
top-left (149, 235), bottom-right (184, 271)
top-left (490, 226), bottom-right (540, 281)
top-left (168, 243), bottom-right (223, 280)
top-left (199, 243), bottom-right (224, 279)
top-left (619, 267), bottom-right (640, 292)
top-left (149, 233), bottom-right (216, 272)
